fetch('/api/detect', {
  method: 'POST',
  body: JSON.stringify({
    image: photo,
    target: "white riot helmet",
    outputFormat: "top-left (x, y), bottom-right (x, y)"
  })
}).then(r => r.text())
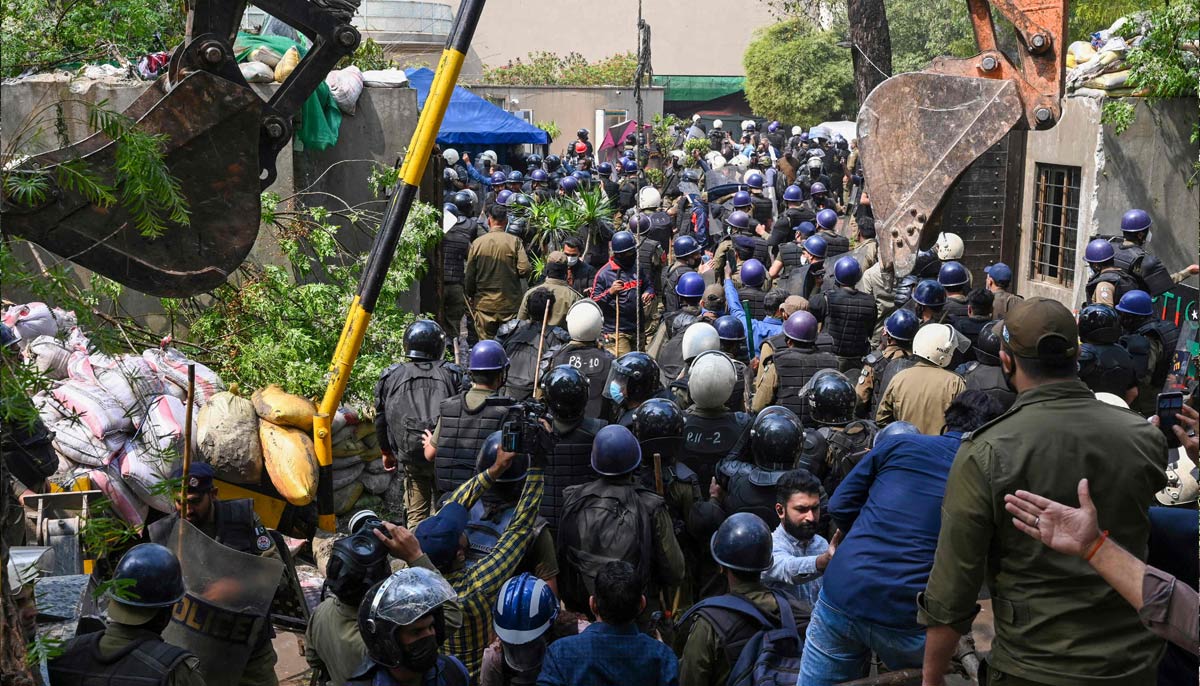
top-left (442, 148), bottom-right (460, 165)
top-left (935, 232), bottom-right (964, 260)
top-left (670, 149), bottom-right (685, 162)
top-left (740, 120), bottom-right (753, 132)
top-left (808, 157), bottom-right (823, 170)
top-left (692, 114), bottom-right (701, 123)
top-left (713, 119), bottom-right (724, 130)
top-left (566, 300), bottom-right (603, 343)
top-left (681, 322), bottom-right (720, 363)
top-left (481, 150), bottom-right (498, 164)
top-left (638, 186), bottom-right (662, 211)
top-left (709, 154), bottom-right (727, 171)
top-left (688, 351), bottom-right (737, 410)
top-left (791, 126), bottom-right (802, 136)
top-left (912, 324), bottom-right (960, 368)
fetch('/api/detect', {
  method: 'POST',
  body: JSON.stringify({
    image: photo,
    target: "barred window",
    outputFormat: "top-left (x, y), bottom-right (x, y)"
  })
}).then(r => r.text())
top-left (1030, 164), bottom-right (1081, 287)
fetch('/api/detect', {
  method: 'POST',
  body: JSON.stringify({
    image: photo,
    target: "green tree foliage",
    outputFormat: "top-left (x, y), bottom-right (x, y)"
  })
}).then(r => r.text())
top-left (1, 0), bottom-right (183, 76)
top-left (481, 51), bottom-right (643, 87)
top-left (886, 0), bottom-right (976, 73)
top-left (743, 18), bottom-right (856, 123)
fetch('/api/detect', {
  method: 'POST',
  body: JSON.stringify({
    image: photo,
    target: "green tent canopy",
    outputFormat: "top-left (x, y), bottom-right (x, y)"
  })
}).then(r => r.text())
top-left (652, 75), bottom-right (745, 102)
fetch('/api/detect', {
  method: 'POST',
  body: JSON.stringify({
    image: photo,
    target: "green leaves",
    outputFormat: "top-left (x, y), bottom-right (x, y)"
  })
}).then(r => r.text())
top-left (1101, 100), bottom-right (1136, 135)
top-left (743, 18), bottom-right (856, 124)
top-left (482, 52), bottom-right (643, 87)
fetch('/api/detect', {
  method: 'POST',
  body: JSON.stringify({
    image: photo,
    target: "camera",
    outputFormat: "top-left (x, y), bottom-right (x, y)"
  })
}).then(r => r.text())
top-left (501, 399), bottom-right (548, 455)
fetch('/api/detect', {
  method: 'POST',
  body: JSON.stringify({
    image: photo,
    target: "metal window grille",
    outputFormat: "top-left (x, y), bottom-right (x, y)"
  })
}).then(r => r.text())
top-left (1030, 163), bottom-right (1081, 287)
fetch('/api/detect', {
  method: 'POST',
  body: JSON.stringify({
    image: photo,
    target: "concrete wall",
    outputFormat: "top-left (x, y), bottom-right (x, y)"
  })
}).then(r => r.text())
top-left (446, 0), bottom-right (776, 79)
top-left (1017, 96), bottom-right (1199, 317)
top-left (1, 76), bottom-right (421, 329)
top-left (466, 84), bottom-right (664, 154)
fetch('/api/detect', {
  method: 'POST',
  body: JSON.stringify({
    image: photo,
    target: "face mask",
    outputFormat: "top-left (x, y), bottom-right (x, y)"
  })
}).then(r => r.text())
top-left (400, 634), bottom-right (439, 673)
top-left (608, 381), bottom-right (626, 406)
top-left (783, 519), bottom-right (817, 542)
top-left (566, 255), bottom-right (579, 266)
top-left (615, 253), bottom-right (635, 270)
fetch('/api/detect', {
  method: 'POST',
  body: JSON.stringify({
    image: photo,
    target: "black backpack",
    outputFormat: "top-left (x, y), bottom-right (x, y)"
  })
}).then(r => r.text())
top-left (557, 479), bottom-right (657, 613)
top-left (678, 592), bottom-right (806, 686)
top-left (378, 362), bottom-right (461, 457)
top-left (498, 322), bottom-right (567, 400)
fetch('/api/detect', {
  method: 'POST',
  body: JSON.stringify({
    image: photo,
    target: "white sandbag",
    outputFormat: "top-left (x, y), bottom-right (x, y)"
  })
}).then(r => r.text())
top-left (332, 460), bottom-right (365, 490)
top-left (94, 355), bottom-right (166, 421)
top-left (51, 382), bottom-right (132, 438)
top-left (240, 61), bottom-right (275, 83)
top-left (89, 464), bottom-right (148, 530)
top-left (361, 69), bottom-right (408, 87)
top-left (361, 471), bottom-right (392, 494)
top-left (326, 66), bottom-right (364, 115)
top-left (27, 336), bottom-right (73, 379)
top-left (197, 391), bottom-right (263, 484)
top-left (32, 390), bottom-right (66, 427)
top-left (118, 439), bottom-right (177, 513)
top-left (52, 308), bottom-right (78, 334)
top-left (66, 327), bottom-right (91, 352)
top-left (249, 46), bottom-right (283, 67)
top-left (136, 394), bottom-right (197, 458)
top-left (141, 346), bottom-right (224, 405)
top-left (50, 417), bottom-right (125, 467)
top-left (2, 302), bottom-right (58, 348)
top-left (331, 407), bottom-right (360, 435)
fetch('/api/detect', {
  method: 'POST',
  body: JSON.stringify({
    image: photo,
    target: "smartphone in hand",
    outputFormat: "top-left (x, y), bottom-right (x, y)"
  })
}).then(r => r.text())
top-left (1157, 391), bottom-right (1184, 449)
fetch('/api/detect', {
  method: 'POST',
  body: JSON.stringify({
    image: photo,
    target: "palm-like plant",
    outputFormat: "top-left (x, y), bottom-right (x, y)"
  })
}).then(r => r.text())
top-left (527, 189), bottom-right (614, 256)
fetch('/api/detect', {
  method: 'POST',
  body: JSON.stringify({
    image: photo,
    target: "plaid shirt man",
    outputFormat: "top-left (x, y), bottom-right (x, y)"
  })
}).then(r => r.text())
top-left (442, 467), bottom-right (545, 679)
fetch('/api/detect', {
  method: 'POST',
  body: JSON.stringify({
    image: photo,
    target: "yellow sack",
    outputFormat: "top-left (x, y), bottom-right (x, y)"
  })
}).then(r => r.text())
top-left (1083, 69), bottom-right (1130, 90)
top-left (260, 421), bottom-right (318, 506)
top-left (275, 46), bottom-right (300, 83)
top-left (252, 384), bottom-right (316, 431)
top-left (1067, 41), bottom-right (1096, 68)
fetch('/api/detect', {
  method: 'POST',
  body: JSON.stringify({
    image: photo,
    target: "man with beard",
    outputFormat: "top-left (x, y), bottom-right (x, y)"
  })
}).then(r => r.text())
top-left (799, 392), bottom-right (1006, 686)
top-left (761, 469), bottom-right (832, 605)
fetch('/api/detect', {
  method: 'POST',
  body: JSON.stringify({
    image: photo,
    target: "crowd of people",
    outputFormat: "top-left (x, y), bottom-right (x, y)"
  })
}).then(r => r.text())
top-left (18, 121), bottom-right (1199, 686)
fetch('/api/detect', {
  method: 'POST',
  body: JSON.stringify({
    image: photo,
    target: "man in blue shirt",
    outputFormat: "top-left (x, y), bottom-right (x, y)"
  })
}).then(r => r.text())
top-left (537, 561), bottom-right (679, 686)
top-left (798, 390), bottom-right (1006, 686)
top-left (724, 277), bottom-right (786, 355)
top-left (762, 469), bottom-right (832, 605)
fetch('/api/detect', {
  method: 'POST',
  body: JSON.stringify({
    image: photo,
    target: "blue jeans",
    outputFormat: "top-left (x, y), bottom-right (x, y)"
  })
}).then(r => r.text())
top-left (799, 595), bottom-right (926, 686)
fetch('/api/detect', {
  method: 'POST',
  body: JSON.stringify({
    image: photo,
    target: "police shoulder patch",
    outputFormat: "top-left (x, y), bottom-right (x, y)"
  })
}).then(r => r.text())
top-left (254, 526), bottom-right (271, 551)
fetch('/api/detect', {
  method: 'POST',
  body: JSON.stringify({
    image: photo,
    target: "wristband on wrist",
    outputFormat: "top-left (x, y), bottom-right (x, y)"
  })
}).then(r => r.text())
top-left (1083, 530), bottom-right (1109, 562)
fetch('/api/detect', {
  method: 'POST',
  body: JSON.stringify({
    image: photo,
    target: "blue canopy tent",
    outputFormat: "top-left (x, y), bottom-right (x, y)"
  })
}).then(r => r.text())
top-left (404, 68), bottom-right (549, 146)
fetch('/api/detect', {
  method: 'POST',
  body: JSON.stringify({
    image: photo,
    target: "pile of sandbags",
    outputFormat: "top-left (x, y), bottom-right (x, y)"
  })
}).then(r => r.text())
top-left (1067, 16), bottom-right (1157, 98)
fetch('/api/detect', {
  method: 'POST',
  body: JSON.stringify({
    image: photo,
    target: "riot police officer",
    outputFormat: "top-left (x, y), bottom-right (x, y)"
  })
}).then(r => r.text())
top-left (709, 409), bottom-right (804, 529)
top-left (744, 172), bottom-right (775, 230)
top-left (682, 351), bottom-right (753, 490)
top-left (376, 320), bottom-right (466, 526)
top-left (1117, 289), bottom-right (1179, 417)
top-left (541, 365), bottom-right (609, 534)
top-left (907, 279), bottom-right (947, 325)
top-left (712, 209), bottom-right (770, 283)
top-left (592, 229), bottom-right (654, 356)
top-left (768, 185), bottom-right (816, 250)
top-left (736, 259), bottom-right (769, 320)
top-left (664, 235), bottom-right (702, 312)
top-left (654, 272), bottom-right (708, 383)
top-left (784, 235), bottom-right (829, 299)
top-left (442, 191), bottom-right (479, 349)
top-left (714, 315), bottom-right (752, 411)
top-left (855, 309), bottom-right (919, 419)
top-left (635, 186), bottom-right (674, 254)
top-left (752, 311), bottom-right (839, 425)
top-left (529, 169), bottom-right (553, 203)
top-left (948, 288), bottom-right (995, 354)
top-left (631, 398), bottom-right (701, 539)
top-left (49, 544), bottom-right (203, 686)
top-left (428, 340), bottom-right (515, 494)
top-left (813, 208), bottom-right (849, 258)
top-left (605, 351), bottom-right (668, 426)
top-left (349, 568), bottom-right (469, 685)
top-left (630, 214), bottom-right (667, 335)
top-left (956, 320), bottom-right (1017, 410)
top-left (1109, 208), bottom-right (1199, 297)
top-left (801, 371), bottom-right (875, 494)
top-left (669, 321), bottom-right (722, 407)
top-left (810, 255), bottom-right (877, 374)
top-left (1083, 238), bottom-right (1138, 307)
top-left (551, 300), bottom-right (614, 419)
top-left (938, 261), bottom-right (971, 320)
top-left (1076, 304), bottom-right (1140, 406)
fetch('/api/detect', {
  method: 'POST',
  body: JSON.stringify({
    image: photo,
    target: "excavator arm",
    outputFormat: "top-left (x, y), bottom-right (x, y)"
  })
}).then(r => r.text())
top-left (1, 0), bottom-right (363, 296)
top-left (857, 0), bottom-right (1067, 276)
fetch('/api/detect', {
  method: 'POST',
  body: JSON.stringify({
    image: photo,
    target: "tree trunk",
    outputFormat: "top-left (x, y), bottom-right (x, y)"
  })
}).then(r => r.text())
top-left (846, 0), bottom-right (893, 105)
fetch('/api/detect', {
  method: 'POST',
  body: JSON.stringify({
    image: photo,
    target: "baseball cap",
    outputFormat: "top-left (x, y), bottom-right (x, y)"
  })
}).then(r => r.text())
top-left (985, 262), bottom-right (1013, 283)
top-left (1000, 297), bottom-right (1079, 360)
top-left (414, 503), bottom-right (469, 570)
top-left (702, 284), bottom-right (727, 312)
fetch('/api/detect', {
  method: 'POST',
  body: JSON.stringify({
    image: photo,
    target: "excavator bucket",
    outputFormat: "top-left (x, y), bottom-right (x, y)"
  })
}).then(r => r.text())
top-left (857, 72), bottom-right (1022, 276)
top-left (3, 70), bottom-right (264, 297)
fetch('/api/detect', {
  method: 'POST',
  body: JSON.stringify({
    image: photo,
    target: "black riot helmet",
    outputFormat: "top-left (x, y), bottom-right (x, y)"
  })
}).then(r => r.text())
top-left (750, 411), bottom-right (803, 470)
top-left (476, 431), bottom-right (529, 482)
top-left (451, 190), bottom-right (474, 216)
top-left (106, 543), bottom-right (186, 612)
top-left (358, 569), bottom-right (455, 670)
top-left (606, 352), bottom-right (662, 406)
top-left (806, 370), bottom-right (856, 426)
top-left (325, 531), bottom-right (392, 606)
top-left (630, 398), bottom-right (685, 462)
top-left (403, 319), bottom-right (447, 361)
top-left (974, 320), bottom-right (1003, 365)
top-left (1078, 304), bottom-right (1123, 345)
top-left (710, 512), bottom-right (772, 572)
top-left (543, 365), bottom-right (590, 422)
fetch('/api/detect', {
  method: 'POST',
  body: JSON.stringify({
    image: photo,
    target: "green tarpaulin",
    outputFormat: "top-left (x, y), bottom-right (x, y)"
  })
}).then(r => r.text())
top-left (652, 75), bottom-right (745, 102)
top-left (234, 32), bottom-right (342, 151)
